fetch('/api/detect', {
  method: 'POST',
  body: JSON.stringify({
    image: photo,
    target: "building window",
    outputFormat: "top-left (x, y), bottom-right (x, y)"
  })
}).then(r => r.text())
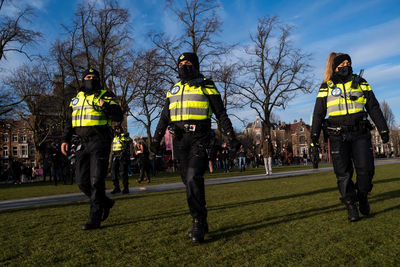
top-left (20, 144), bottom-right (28, 158)
top-left (12, 146), bottom-right (18, 156)
top-left (2, 134), bottom-right (8, 142)
top-left (256, 134), bottom-right (261, 141)
top-left (21, 135), bottom-right (27, 143)
top-left (12, 134), bottom-right (18, 142)
top-left (299, 136), bottom-right (305, 144)
top-left (300, 127), bottom-right (304, 132)
top-left (2, 146), bottom-right (8, 157)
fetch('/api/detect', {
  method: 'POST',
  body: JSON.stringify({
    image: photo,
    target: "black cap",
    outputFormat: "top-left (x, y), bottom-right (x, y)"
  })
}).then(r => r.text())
top-left (333, 54), bottom-right (352, 71)
top-left (177, 52), bottom-right (199, 71)
top-left (82, 68), bottom-right (100, 81)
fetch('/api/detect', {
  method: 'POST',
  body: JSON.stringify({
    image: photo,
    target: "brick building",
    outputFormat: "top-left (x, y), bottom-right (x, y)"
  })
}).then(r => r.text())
top-left (0, 120), bottom-right (35, 174)
top-left (245, 116), bottom-right (397, 162)
top-left (245, 117), bottom-right (313, 157)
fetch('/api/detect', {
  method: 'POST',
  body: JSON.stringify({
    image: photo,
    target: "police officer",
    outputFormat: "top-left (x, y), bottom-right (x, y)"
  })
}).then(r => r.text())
top-left (110, 125), bottom-right (132, 194)
top-left (151, 52), bottom-right (240, 243)
top-left (311, 53), bottom-right (389, 222)
top-left (61, 68), bottom-right (123, 230)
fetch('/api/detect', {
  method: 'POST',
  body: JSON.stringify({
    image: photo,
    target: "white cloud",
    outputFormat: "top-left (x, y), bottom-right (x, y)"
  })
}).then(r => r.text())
top-left (1, 0), bottom-right (49, 14)
top-left (0, 53), bottom-right (30, 79)
top-left (161, 7), bottom-right (181, 38)
top-left (309, 18), bottom-right (400, 67)
top-left (364, 63), bottom-right (400, 88)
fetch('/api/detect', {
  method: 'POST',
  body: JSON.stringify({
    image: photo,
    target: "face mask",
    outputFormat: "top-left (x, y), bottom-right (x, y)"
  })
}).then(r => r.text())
top-left (178, 64), bottom-right (198, 80)
top-left (335, 66), bottom-right (352, 78)
top-left (83, 79), bottom-right (100, 92)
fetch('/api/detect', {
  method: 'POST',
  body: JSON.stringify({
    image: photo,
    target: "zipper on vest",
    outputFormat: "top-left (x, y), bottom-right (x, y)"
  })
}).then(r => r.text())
top-left (80, 95), bottom-right (87, 126)
top-left (180, 84), bottom-right (185, 121)
top-left (343, 83), bottom-right (349, 115)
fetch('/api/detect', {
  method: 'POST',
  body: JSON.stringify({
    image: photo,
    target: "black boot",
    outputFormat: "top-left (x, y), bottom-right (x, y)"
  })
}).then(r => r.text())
top-left (344, 199), bottom-right (360, 222)
top-left (82, 222), bottom-right (100, 230)
top-left (188, 220), bottom-right (208, 239)
top-left (102, 199), bottom-right (115, 221)
top-left (110, 187), bottom-right (121, 194)
top-left (122, 188), bottom-right (129, 194)
top-left (358, 192), bottom-right (370, 215)
top-left (191, 218), bottom-right (206, 243)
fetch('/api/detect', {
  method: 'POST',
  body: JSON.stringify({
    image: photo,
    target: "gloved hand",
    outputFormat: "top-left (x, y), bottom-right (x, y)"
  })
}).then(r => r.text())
top-left (310, 142), bottom-right (320, 169)
top-left (380, 130), bottom-right (389, 144)
top-left (150, 141), bottom-right (160, 154)
top-left (311, 133), bottom-right (319, 145)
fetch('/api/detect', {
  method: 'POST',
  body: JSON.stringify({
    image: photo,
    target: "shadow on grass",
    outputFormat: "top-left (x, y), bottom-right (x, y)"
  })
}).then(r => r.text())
top-left (103, 180), bottom-right (400, 230)
top-left (207, 187), bottom-right (400, 242)
top-left (2, 175), bottom-right (399, 232)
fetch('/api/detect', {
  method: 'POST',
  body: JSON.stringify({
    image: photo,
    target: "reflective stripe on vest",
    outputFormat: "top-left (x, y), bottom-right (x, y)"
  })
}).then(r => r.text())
top-left (317, 76), bottom-right (371, 117)
top-left (112, 136), bottom-right (123, 151)
top-left (70, 90), bottom-right (115, 127)
top-left (166, 79), bottom-right (219, 121)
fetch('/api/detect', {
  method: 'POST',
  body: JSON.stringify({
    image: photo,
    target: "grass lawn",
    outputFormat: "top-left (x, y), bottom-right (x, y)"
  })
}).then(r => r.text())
top-left (1, 163), bottom-right (399, 266)
top-left (0, 164), bottom-right (330, 201)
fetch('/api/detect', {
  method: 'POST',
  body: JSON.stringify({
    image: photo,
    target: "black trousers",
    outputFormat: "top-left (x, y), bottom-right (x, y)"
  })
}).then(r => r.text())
top-left (75, 140), bottom-right (112, 224)
top-left (111, 154), bottom-right (129, 189)
top-left (173, 130), bottom-right (209, 219)
top-left (138, 160), bottom-right (150, 182)
top-left (329, 130), bottom-right (374, 202)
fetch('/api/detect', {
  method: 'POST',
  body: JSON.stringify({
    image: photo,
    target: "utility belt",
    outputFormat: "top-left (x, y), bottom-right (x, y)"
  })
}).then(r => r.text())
top-left (169, 122), bottom-right (209, 137)
top-left (324, 120), bottom-right (373, 136)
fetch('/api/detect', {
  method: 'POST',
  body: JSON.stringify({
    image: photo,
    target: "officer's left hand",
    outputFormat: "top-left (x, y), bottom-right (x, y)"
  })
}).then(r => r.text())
top-left (380, 131), bottom-right (389, 144)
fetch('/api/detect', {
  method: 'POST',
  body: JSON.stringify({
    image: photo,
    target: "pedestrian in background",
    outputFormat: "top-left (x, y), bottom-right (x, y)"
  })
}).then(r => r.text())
top-left (238, 145), bottom-right (246, 172)
top-left (110, 126), bottom-right (132, 194)
top-left (261, 134), bottom-right (274, 176)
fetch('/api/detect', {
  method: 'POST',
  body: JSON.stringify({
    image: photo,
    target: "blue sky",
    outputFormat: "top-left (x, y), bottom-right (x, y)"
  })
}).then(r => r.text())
top-left (1, 0), bottom-right (400, 137)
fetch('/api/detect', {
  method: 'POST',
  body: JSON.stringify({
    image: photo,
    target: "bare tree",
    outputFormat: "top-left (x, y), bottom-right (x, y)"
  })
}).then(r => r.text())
top-left (152, 0), bottom-right (235, 84)
top-left (5, 63), bottom-right (56, 165)
top-left (0, 1), bottom-right (41, 61)
top-left (381, 100), bottom-right (395, 129)
top-left (51, 0), bottom-right (134, 125)
top-left (166, 0), bottom-right (232, 61)
top-left (128, 49), bottom-right (167, 146)
top-left (233, 16), bottom-right (314, 134)
top-left (90, 0), bottom-right (131, 89)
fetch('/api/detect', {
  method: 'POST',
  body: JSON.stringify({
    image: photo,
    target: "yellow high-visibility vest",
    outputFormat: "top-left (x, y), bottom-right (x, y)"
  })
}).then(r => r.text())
top-left (316, 76), bottom-right (371, 117)
top-left (167, 79), bottom-right (219, 121)
top-left (112, 133), bottom-right (131, 152)
top-left (70, 90), bottom-right (118, 127)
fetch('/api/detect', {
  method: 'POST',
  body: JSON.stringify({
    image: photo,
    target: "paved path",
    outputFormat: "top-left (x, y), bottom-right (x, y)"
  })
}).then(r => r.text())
top-left (1, 159), bottom-right (399, 211)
